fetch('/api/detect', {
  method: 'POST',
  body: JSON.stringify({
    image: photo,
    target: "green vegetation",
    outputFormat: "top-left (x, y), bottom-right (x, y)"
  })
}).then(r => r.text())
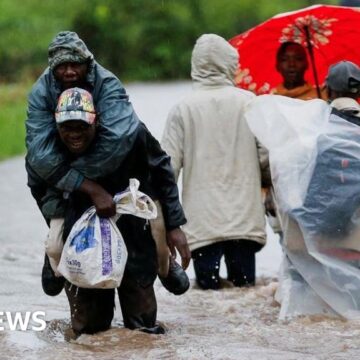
top-left (0, 0), bottom-right (87, 82)
top-left (71, 0), bottom-right (338, 81)
top-left (0, 0), bottom-right (339, 82)
top-left (0, 0), bottom-right (340, 159)
top-left (0, 83), bottom-right (28, 160)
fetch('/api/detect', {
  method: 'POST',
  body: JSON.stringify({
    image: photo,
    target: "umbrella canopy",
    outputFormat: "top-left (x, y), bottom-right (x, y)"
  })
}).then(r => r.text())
top-left (229, 5), bottom-right (360, 95)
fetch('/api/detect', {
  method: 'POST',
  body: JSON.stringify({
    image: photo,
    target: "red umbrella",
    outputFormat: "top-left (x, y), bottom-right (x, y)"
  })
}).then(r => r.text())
top-left (229, 5), bottom-right (360, 96)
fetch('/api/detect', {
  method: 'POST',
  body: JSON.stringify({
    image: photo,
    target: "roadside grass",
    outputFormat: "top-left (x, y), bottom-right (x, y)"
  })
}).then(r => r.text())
top-left (0, 83), bottom-right (29, 160)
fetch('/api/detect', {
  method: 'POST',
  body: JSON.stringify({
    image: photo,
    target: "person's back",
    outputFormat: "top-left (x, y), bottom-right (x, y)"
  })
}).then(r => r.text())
top-left (162, 34), bottom-right (266, 289)
top-left (170, 87), bottom-right (264, 245)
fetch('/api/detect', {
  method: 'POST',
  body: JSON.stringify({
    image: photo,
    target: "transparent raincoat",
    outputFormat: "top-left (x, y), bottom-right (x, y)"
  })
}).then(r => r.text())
top-left (246, 95), bottom-right (360, 319)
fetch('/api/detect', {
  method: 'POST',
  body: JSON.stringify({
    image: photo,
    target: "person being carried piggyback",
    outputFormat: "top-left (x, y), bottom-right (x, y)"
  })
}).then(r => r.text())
top-left (25, 31), bottom-right (189, 298)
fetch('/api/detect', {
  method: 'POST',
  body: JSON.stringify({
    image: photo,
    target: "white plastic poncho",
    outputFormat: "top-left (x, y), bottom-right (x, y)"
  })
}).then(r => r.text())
top-left (58, 179), bottom-right (157, 289)
top-left (246, 95), bottom-right (360, 320)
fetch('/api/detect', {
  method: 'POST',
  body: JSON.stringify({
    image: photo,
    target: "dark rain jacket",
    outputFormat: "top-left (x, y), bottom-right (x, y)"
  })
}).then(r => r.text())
top-left (26, 38), bottom-right (139, 194)
top-left (27, 122), bottom-right (186, 285)
top-left (27, 122), bottom-right (186, 232)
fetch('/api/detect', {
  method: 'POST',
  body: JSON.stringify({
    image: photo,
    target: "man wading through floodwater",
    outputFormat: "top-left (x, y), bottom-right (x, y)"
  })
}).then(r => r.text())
top-left (27, 87), bottom-right (190, 337)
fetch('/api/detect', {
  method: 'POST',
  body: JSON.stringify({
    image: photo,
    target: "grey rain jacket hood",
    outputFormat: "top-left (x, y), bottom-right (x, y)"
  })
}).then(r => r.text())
top-left (48, 31), bottom-right (94, 70)
top-left (26, 31), bottom-right (140, 197)
top-left (191, 34), bottom-right (239, 88)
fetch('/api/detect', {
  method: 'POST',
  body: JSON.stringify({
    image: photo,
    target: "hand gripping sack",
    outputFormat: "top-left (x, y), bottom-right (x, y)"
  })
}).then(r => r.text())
top-left (58, 179), bottom-right (157, 288)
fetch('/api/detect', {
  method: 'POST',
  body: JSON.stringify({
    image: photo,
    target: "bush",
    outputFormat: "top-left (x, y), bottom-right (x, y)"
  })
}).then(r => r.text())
top-left (0, 0), bottom-right (339, 82)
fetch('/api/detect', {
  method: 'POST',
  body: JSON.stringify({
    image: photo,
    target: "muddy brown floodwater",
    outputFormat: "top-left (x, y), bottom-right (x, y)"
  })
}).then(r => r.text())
top-left (1, 82), bottom-right (360, 359)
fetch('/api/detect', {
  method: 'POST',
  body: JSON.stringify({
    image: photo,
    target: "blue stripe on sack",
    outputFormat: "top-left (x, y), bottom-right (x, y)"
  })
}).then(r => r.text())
top-left (100, 218), bottom-right (113, 275)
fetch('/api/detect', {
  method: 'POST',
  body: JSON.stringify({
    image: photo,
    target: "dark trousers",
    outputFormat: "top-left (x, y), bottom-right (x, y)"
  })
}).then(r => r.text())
top-left (192, 240), bottom-right (262, 290)
top-left (65, 275), bottom-right (157, 335)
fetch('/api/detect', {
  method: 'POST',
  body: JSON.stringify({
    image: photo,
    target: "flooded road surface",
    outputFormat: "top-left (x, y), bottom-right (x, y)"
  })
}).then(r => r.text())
top-left (1, 82), bottom-right (360, 359)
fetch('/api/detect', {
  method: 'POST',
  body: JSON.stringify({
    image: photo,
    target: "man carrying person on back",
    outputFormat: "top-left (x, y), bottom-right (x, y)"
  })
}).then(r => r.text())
top-left (27, 87), bottom-right (190, 336)
top-left (26, 30), bottom-right (189, 297)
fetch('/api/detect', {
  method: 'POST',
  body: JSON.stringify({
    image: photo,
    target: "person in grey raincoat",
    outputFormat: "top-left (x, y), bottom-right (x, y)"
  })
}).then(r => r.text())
top-left (161, 34), bottom-right (269, 290)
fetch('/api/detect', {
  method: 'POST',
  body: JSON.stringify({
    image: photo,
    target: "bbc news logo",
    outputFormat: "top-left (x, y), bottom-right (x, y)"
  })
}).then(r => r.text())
top-left (0, 311), bottom-right (46, 331)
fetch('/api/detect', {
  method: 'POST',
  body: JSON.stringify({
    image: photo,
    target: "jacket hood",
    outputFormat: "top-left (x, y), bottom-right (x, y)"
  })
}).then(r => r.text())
top-left (48, 31), bottom-right (94, 71)
top-left (191, 34), bottom-right (239, 88)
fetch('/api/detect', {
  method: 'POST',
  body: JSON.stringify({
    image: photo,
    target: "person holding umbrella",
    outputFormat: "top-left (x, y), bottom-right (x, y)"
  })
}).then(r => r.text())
top-left (272, 42), bottom-right (325, 100)
top-left (265, 41), bottom-right (329, 239)
top-left (229, 5), bottom-right (360, 97)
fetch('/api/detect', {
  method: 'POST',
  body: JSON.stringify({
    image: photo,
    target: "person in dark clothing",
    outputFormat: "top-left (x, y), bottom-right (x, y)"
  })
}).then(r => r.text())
top-left (27, 87), bottom-right (190, 336)
top-left (192, 241), bottom-right (262, 289)
top-left (25, 31), bottom-right (138, 295)
top-left (273, 42), bottom-right (318, 99)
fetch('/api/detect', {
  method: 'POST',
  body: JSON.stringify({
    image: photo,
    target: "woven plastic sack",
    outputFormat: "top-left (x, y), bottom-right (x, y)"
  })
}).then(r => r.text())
top-left (58, 179), bottom-right (157, 288)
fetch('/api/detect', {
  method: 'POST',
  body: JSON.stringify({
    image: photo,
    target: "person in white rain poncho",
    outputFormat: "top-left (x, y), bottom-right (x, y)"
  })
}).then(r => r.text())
top-left (245, 60), bottom-right (360, 319)
top-left (162, 34), bottom-right (270, 290)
